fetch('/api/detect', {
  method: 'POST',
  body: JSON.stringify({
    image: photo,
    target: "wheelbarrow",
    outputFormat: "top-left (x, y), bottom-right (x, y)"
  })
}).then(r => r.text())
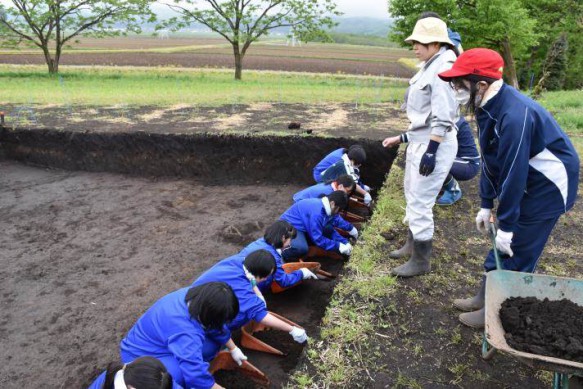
top-left (240, 311), bottom-right (304, 356)
top-left (340, 209), bottom-right (367, 224)
top-left (270, 261), bottom-right (334, 294)
top-left (482, 224), bottom-right (583, 388)
top-left (209, 350), bottom-right (270, 386)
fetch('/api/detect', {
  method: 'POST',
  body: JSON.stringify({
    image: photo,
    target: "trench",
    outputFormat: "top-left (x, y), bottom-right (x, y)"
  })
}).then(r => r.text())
top-left (0, 128), bottom-right (397, 388)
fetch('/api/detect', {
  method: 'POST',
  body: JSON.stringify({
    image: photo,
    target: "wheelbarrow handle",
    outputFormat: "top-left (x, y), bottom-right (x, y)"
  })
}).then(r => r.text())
top-left (488, 222), bottom-right (503, 271)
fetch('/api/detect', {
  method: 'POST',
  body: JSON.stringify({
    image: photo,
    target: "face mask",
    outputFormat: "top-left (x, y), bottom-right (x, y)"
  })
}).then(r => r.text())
top-left (454, 88), bottom-right (470, 105)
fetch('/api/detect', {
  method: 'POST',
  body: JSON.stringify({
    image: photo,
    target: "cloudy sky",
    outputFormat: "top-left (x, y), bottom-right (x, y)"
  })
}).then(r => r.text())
top-left (335, 0), bottom-right (389, 18)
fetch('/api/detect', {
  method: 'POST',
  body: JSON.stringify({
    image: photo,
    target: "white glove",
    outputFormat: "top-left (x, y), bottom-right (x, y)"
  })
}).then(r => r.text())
top-left (349, 227), bottom-right (359, 239)
top-left (339, 242), bottom-right (353, 255)
top-left (495, 229), bottom-right (514, 257)
top-left (289, 326), bottom-right (308, 343)
top-left (229, 347), bottom-right (248, 366)
top-left (363, 185), bottom-right (371, 192)
top-left (300, 268), bottom-right (318, 280)
top-left (363, 192), bottom-right (372, 206)
top-left (475, 208), bottom-right (492, 234)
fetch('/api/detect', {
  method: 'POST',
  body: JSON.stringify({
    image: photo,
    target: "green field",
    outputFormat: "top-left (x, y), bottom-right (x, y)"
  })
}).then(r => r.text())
top-left (0, 65), bottom-right (409, 106)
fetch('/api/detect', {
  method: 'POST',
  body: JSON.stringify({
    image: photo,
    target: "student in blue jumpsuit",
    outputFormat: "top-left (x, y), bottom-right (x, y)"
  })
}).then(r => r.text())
top-left (239, 221), bottom-right (318, 293)
top-left (438, 48), bottom-right (580, 328)
top-left (280, 190), bottom-right (356, 260)
top-left (436, 117), bottom-right (481, 205)
top-left (313, 145), bottom-right (372, 205)
top-left (293, 174), bottom-right (356, 203)
top-left (119, 282), bottom-right (240, 389)
top-left (88, 356), bottom-right (177, 389)
top-left (192, 250), bottom-right (309, 346)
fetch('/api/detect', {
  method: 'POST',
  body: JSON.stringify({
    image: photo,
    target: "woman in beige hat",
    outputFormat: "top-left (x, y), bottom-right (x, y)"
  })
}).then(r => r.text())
top-left (382, 15), bottom-right (459, 277)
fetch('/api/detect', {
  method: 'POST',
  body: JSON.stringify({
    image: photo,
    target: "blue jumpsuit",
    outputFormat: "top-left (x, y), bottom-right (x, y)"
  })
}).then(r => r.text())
top-left (87, 370), bottom-right (184, 389)
top-left (451, 117), bottom-right (480, 181)
top-left (477, 84), bottom-right (579, 272)
top-left (313, 148), bottom-right (345, 183)
top-left (280, 198), bottom-right (352, 260)
top-left (119, 288), bottom-right (230, 389)
top-left (239, 238), bottom-right (303, 292)
top-left (293, 182), bottom-right (335, 202)
top-left (192, 255), bottom-right (268, 331)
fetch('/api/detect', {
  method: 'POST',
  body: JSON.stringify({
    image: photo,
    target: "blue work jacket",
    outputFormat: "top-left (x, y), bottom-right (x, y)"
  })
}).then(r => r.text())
top-left (239, 238), bottom-right (303, 292)
top-left (313, 148), bottom-right (344, 182)
top-left (477, 83), bottom-right (579, 231)
top-left (119, 288), bottom-right (229, 389)
top-left (280, 198), bottom-right (349, 252)
top-left (192, 255), bottom-right (268, 331)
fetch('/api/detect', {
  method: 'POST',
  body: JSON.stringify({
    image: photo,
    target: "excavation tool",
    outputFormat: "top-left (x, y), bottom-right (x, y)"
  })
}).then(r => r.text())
top-left (482, 223), bottom-right (583, 388)
top-left (240, 311), bottom-right (304, 355)
top-left (209, 350), bottom-right (269, 386)
top-left (270, 261), bottom-right (333, 293)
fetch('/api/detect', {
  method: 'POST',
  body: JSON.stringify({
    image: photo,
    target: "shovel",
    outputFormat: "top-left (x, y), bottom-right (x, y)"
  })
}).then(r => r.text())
top-left (240, 311), bottom-right (303, 356)
top-left (270, 261), bottom-right (333, 293)
top-left (209, 350), bottom-right (270, 386)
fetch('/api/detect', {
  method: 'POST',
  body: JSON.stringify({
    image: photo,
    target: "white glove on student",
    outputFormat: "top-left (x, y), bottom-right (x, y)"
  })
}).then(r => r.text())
top-left (349, 227), bottom-right (359, 239)
top-left (495, 230), bottom-right (514, 257)
top-left (363, 185), bottom-right (371, 192)
top-left (300, 268), bottom-right (318, 280)
top-left (289, 326), bottom-right (308, 343)
top-left (475, 208), bottom-right (492, 234)
top-left (363, 192), bottom-right (372, 206)
top-left (229, 347), bottom-right (248, 366)
top-left (339, 242), bottom-right (353, 255)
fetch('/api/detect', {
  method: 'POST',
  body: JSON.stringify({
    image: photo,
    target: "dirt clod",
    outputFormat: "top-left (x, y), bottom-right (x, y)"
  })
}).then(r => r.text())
top-left (500, 297), bottom-right (583, 362)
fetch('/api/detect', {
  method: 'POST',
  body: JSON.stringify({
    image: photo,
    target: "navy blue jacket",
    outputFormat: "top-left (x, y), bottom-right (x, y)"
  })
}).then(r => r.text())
top-left (239, 238), bottom-right (303, 292)
top-left (192, 255), bottom-right (268, 331)
top-left (456, 117), bottom-right (480, 163)
top-left (119, 288), bottom-right (229, 389)
top-left (280, 198), bottom-right (349, 252)
top-left (477, 83), bottom-right (579, 232)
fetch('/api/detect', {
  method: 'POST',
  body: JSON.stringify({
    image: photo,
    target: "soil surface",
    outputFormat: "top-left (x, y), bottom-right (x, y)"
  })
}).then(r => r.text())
top-left (0, 52), bottom-right (413, 78)
top-left (0, 160), bottom-right (305, 388)
top-left (501, 297), bottom-right (583, 363)
top-left (0, 102), bottom-right (408, 141)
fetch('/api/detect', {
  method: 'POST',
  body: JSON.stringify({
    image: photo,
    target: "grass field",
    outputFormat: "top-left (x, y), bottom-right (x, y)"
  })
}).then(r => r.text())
top-left (0, 65), bottom-right (409, 106)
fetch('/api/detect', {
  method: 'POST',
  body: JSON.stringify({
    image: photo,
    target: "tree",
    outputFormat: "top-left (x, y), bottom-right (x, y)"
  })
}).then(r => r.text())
top-left (0, 1), bottom-right (156, 74)
top-left (388, 0), bottom-right (539, 88)
top-left (533, 33), bottom-right (568, 96)
top-left (162, 0), bottom-right (340, 80)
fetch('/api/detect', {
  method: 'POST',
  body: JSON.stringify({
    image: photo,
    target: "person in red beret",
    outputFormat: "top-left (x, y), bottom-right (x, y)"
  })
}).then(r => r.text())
top-left (438, 48), bottom-right (580, 328)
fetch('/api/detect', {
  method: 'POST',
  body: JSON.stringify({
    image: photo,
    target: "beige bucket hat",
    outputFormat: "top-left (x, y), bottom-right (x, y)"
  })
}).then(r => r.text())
top-left (405, 17), bottom-right (454, 45)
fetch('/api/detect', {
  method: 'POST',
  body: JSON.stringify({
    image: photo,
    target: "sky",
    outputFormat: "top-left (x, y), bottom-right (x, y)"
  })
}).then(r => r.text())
top-left (335, 0), bottom-right (390, 18)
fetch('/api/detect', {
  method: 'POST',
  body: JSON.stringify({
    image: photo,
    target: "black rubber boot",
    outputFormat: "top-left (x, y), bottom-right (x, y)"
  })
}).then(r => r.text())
top-left (389, 229), bottom-right (413, 259)
top-left (453, 275), bottom-right (486, 312)
top-left (391, 239), bottom-right (432, 277)
top-left (459, 307), bottom-right (485, 329)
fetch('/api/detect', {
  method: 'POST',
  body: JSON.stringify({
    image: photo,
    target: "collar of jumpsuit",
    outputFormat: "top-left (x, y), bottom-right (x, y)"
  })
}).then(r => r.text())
top-left (113, 369), bottom-right (126, 389)
top-left (480, 79), bottom-right (504, 107)
top-left (321, 197), bottom-right (332, 216)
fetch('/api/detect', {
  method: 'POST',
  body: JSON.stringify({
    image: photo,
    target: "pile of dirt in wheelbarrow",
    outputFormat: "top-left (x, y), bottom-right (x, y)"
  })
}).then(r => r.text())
top-left (500, 297), bottom-right (583, 363)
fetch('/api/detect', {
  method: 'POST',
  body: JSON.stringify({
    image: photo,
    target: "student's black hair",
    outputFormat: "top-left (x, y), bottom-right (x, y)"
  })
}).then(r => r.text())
top-left (185, 282), bottom-right (239, 330)
top-left (103, 357), bottom-right (173, 389)
top-left (327, 190), bottom-right (349, 210)
top-left (264, 220), bottom-right (297, 249)
top-left (347, 145), bottom-right (366, 165)
top-left (334, 174), bottom-right (356, 191)
top-left (416, 11), bottom-right (459, 55)
top-left (243, 249), bottom-right (276, 279)
top-left (462, 74), bottom-right (499, 115)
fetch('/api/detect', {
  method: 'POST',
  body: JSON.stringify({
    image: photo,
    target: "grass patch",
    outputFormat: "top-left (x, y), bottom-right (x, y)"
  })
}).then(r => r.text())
top-left (537, 89), bottom-right (583, 154)
top-left (0, 65), bottom-right (408, 106)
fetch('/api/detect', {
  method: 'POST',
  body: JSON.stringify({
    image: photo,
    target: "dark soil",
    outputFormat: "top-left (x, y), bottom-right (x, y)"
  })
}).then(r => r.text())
top-left (501, 297), bottom-right (583, 363)
top-left (214, 369), bottom-right (266, 389)
top-left (0, 128), bottom-right (397, 190)
top-left (0, 52), bottom-right (414, 78)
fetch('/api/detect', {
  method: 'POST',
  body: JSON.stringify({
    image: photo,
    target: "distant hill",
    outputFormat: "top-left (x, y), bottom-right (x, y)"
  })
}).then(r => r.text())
top-left (331, 17), bottom-right (393, 37)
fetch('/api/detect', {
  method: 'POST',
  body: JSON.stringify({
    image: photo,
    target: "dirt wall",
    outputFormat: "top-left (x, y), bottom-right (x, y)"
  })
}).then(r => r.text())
top-left (0, 128), bottom-right (397, 188)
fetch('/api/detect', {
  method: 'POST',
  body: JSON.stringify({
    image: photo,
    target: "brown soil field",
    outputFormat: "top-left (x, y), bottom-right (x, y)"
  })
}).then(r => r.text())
top-left (1, 102), bottom-right (409, 141)
top-left (0, 52), bottom-right (413, 77)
